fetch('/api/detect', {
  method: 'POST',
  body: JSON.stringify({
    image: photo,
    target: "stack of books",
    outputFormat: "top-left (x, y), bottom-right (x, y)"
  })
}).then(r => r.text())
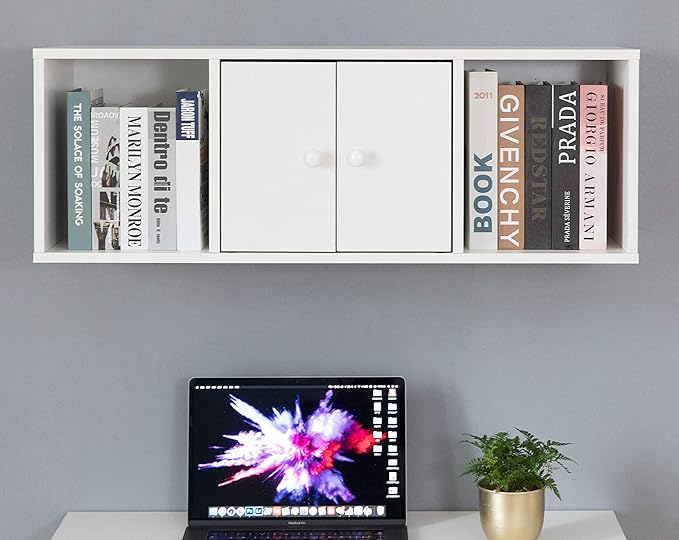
top-left (465, 71), bottom-right (608, 251)
top-left (65, 88), bottom-right (208, 252)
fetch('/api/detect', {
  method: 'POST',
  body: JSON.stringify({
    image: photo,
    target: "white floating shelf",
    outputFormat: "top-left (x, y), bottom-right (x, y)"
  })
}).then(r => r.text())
top-left (33, 47), bottom-right (639, 264)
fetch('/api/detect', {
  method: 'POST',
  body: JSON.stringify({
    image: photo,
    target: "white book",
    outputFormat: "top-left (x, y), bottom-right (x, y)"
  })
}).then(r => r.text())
top-left (148, 107), bottom-right (176, 251)
top-left (176, 89), bottom-right (208, 251)
top-left (120, 107), bottom-right (149, 250)
top-left (466, 71), bottom-right (498, 251)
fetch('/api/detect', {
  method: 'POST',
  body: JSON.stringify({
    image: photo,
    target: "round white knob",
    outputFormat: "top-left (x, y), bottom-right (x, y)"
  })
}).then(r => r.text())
top-left (347, 149), bottom-right (366, 167)
top-left (304, 150), bottom-right (323, 168)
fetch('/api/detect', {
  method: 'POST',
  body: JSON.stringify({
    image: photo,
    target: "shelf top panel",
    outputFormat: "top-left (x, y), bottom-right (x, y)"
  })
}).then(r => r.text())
top-left (33, 46), bottom-right (640, 61)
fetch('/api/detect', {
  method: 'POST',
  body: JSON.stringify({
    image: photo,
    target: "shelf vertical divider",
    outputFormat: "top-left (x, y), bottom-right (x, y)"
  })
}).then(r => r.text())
top-left (33, 58), bottom-right (46, 254)
top-left (34, 56), bottom-right (74, 257)
top-left (208, 57), bottom-right (221, 253)
top-left (623, 58), bottom-right (639, 255)
top-left (609, 56), bottom-right (640, 256)
top-left (452, 58), bottom-right (465, 253)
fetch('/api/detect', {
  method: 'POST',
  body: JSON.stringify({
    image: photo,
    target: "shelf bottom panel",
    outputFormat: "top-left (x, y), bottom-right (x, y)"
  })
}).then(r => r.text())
top-left (35, 241), bottom-right (638, 264)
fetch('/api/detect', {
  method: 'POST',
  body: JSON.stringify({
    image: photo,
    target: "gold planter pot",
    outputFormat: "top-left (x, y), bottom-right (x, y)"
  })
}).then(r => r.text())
top-left (478, 486), bottom-right (545, 540)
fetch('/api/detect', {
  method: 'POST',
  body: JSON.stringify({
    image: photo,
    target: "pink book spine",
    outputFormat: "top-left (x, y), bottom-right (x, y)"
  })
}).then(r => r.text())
top-left (579, 84), bottom-right (608, 250)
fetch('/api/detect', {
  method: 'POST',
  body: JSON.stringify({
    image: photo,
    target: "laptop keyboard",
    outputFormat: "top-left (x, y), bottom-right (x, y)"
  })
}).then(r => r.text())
top-left (207, 531), bottom-right (384, 540)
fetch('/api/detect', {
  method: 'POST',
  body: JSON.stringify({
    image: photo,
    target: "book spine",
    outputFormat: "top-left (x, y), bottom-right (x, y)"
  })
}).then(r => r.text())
top-left (497, 84), bottom-right (525, 250)
top-left (149, 108), bottom-right (177, 251)
top-left (465, 71), bottom-right (498, 251)
top-left (91, 107), bottom-right (121, 251)
top-left (176, 90), bottom-right (209, 251)
top-left (199, 91), bottom-right (209, 248)
top-left (120, 107), bottom-right (149, 250)
top-left (524, 85), bottom-right (552, 249)
top-left (67, 90), bottom-right (92, 249)
top-left (580, 85), bottom-right (608, 250)
top-left (552, 84), bottom-right (580, 250)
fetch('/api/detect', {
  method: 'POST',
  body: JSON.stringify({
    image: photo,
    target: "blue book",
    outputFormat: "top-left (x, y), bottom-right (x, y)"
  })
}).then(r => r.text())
top-left (66, 88), bottom-right (102, 249)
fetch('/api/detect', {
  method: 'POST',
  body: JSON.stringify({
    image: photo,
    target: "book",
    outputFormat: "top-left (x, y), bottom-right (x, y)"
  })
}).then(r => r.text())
top-left (120, 107), bottom-right (149, 250)
top-left (66, 88), bottom-right (102, 249)
top-left (580, 85), bottom-right (608, 250)
top-left (524, 83), bottom-right (552, 250)
top-left (552, 84), bottom-right (579, 250)
top-left (149, 107), bottom-right (176, 251)
top-left (465, 71), bottom-right (498, 251)
top-left (497, 84), bottom-right (525, 250)
top-left (91, 107), bottom-right (121, 251)
top-left (176, 89), bottom-right (208, 251)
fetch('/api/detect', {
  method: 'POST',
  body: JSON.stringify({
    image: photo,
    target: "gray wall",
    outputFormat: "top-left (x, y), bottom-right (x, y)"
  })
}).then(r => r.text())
top-left (0, 1), bottom-right (676, 539)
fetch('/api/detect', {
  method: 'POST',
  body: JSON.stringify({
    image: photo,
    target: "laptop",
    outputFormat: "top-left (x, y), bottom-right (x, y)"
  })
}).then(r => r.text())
top-left (184, 377), bottom-right (407, 540)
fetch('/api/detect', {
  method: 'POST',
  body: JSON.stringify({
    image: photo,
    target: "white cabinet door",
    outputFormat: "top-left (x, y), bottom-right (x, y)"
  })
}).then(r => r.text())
top-left (221, 62), bottom-right (336, 252)
top-left (337, 62), bottom-right (452, 252)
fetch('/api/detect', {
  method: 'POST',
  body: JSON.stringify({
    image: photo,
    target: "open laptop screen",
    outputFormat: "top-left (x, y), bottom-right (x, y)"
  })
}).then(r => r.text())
top-left (188, 377), bottom-right (406, 523)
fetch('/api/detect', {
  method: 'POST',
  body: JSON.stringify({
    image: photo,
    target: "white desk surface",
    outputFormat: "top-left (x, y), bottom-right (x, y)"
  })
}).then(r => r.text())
top-left (52, 510), bottom-right (626, 540)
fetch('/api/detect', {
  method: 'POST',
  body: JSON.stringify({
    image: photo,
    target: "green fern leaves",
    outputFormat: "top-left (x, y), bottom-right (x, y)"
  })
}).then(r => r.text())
top-left (461, 429), bottom-right (574, 500)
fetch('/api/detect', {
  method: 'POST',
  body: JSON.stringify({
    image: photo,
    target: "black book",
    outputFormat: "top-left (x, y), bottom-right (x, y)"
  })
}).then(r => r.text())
top-left (552, 84), bottom-right (579, 250)
top-left (524, 83), bottom-right (552, 249)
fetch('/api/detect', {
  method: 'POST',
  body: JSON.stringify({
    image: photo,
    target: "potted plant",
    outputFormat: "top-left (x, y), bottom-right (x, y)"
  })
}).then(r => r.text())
top-left (461, 429), bottom-right (574, 540)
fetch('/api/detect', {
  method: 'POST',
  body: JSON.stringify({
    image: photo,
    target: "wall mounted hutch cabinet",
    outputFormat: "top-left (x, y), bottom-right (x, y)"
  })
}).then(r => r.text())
top-left (33, 47), bottom-right (640, 263)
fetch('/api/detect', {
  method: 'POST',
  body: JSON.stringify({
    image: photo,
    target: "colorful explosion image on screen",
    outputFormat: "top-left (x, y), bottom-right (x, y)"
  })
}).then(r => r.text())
top-left (198, 390), bottom-right (385, 503)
